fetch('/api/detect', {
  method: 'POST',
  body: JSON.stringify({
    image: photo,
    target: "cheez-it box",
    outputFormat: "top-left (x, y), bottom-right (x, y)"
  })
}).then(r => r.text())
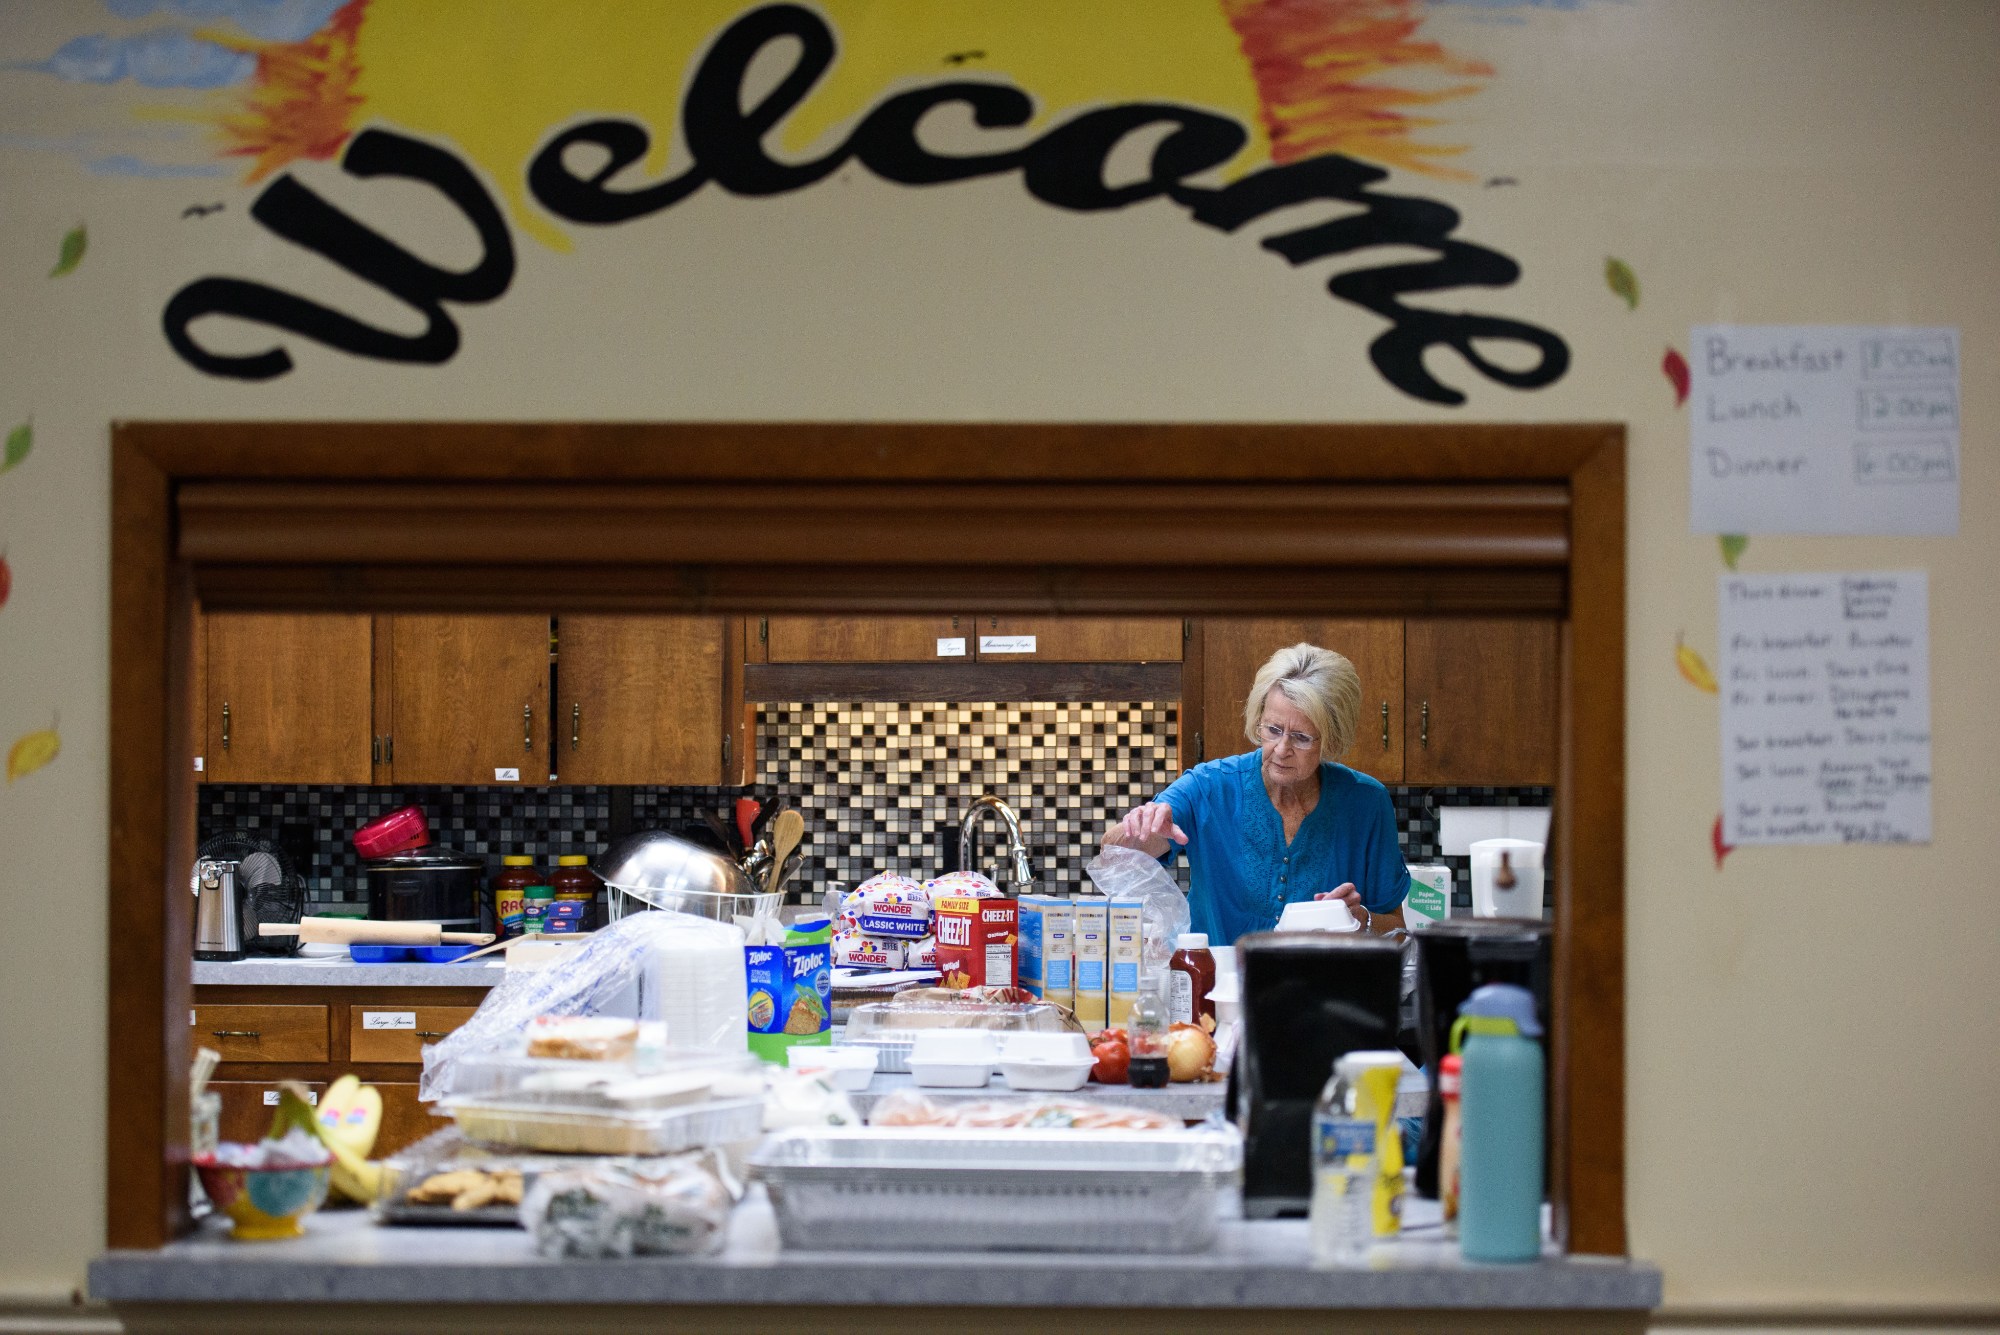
top-left (933, 896), bottom-right (1017, 990)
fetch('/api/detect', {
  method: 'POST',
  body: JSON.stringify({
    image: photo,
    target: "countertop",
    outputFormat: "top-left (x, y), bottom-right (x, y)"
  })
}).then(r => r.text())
top-left (193, 946), bottom-right (507, 988)
top-left (90, 1191), bottom-right (1661, 1311)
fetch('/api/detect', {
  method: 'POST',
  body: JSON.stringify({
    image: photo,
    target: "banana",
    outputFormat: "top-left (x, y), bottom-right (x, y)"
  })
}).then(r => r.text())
top-left (269, 1078), bottom-right (385, 1203)
top-left (1675, 633), bottom-right (1718, 694)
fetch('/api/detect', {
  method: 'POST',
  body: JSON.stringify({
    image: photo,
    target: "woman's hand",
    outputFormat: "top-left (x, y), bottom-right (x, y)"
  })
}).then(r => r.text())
top-left (1313, 881), bottom-right (1372, 932)
top-left (1102, 802), bottom-right (1188, 858)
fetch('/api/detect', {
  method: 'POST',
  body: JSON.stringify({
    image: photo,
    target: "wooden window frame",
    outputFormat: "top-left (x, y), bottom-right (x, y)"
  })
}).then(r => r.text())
top-left (108, 421), bottom-right (1625, 1255)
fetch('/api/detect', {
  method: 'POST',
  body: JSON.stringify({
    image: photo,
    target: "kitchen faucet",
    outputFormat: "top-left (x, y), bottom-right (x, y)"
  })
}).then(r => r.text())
top-left (958, 795), bottom-right (1035, 894)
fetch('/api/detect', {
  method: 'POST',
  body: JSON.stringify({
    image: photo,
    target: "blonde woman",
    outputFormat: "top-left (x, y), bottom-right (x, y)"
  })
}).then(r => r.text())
top-left (1105, 643), bottom-right (1409, 944)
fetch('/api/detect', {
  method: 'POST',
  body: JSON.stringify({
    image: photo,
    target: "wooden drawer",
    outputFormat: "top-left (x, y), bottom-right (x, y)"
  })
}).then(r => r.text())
top-left (212, 1080), bottom-right (325, 1144)
top-left (349, 1005), bottom-right (480, 1063)
top-left (193, 1004), bottom-right (329, 1063)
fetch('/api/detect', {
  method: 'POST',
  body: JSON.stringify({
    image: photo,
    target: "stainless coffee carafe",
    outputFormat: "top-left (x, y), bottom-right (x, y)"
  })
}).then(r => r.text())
top-left (192, 857), bottom-right (244, 961)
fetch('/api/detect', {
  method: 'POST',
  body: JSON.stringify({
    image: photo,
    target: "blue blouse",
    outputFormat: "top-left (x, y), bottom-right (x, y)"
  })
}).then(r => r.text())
top-left (1157, 752), bottom-right (1410, 946)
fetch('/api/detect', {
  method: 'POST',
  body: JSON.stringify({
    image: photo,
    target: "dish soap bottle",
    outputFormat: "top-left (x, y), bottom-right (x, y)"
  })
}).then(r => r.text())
top-left (1451, 983), bottom-right (1545, 1262)
top-left (1127, 988), bottom-right (1170, 1088)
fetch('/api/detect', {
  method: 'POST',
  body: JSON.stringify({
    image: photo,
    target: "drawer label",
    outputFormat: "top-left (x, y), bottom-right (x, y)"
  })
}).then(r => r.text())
top-left (494, 767), bottom-right (521, 782)
top-left (362, 1011), bottom-right (416, 1030)
top-left (935, 637), bottom-right (966, 657)
top-left (979, 635), bottom-right (1037, 654)
top-left (262, 1089), bottom-right (316, 1105)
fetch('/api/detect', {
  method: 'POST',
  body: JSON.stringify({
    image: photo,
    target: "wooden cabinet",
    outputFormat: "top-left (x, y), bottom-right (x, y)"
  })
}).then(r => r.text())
top-left (555, 616), bottom-right (727, 784)
top-left (213, 1080), bottom-right (326, 1146)
top-left (202, 613), bottom-right (373, 784)
top-left (761, 615), bottom-right (973, 663)
top-left (971, 617), bottom-right (1182, 663)
top-left (1196, 619), bottom-right (1405, 783)
top-left (348, 1004), bottom-right (480, 1064)
top-left (1403, 618), bottom-right (1558, 786)
top-left (383, 615), bottom-right (551, 785)
top-left (193, 1004), bottom-right (331, 1063)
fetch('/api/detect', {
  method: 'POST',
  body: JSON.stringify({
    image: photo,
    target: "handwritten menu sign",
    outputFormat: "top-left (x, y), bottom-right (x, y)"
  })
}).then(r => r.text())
top-left (1720, 572), bottom-right (1931, 846)
top-left (1690, 325), bottom-right (1959, 536)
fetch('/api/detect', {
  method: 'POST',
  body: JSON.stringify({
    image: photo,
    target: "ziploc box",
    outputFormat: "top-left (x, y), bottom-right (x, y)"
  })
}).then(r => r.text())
top-left (1107, 898), bottom-right (1144, 1027)
top-left (1404, 864), bottom-right (1452, 930)
top-left (744, 919), bottom-right (833, 1063)
top-left (1071, 896), bottom-right (1109, 1030)
top-left (933, 896), bottom-right (1017, 990)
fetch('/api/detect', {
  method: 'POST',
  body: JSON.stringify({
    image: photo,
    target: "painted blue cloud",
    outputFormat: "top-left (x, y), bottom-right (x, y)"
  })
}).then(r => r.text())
top-left (104, 0), bottom-right (348, 44)
top-left (88, 153), bottom-right (230, 178)
top-left (32, 28), bottom-right (255, 88)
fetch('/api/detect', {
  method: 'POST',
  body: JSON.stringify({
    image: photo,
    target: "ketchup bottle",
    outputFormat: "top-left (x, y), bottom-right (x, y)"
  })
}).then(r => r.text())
top-left (1168, 932), bottom-right (1217, 1028)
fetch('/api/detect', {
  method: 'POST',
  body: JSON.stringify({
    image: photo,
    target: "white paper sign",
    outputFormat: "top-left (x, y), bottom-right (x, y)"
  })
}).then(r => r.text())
top-left (935, 637), bottom-right (966, 657)
top-left (979, 635), bottom-right (1037, 655)
top-left (362, 1011), bottom-right (416, 1030)
top-left (494, 767), bottom-right (520, 782)
top-left (1720, 571), bottom-right (1931, 846)
top-left (1690, 325), bottom-right (1959, 535)
top-left (262, 1089), bottom-right (316, 1105)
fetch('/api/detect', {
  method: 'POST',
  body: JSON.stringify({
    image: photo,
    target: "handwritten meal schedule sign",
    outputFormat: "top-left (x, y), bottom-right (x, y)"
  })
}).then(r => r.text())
top-left (1690, 325), bottom-right (1959, 535)
top-left (1720, 571), bottom-right (1932, 846)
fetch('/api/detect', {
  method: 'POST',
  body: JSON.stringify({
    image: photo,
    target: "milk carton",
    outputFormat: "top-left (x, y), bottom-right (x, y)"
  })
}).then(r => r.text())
top-left (1107, 898), bottom-right (1144, 1027)
top-left (1071, 896), bottom-right (1109, 1030)
top-left (1018, 896), bottom-right (1074, 1008)
top-left (1404, 864), bottom-right (1453, 930)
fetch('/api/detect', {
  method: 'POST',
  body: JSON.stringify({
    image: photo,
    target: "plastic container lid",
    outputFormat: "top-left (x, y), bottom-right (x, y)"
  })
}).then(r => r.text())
top-left (1439, 1052), bottom-right (1463, 1095)
top-left (525, 885), bottom-right (554, 901)
top-left (558, 855), bottom-right (590, 867)
top-left (1176, 932), bottom-right (1209, 950)
top-left (502, 855), bottom-right (535, 867)
top-left (352, 805), bottom-right (431, 860)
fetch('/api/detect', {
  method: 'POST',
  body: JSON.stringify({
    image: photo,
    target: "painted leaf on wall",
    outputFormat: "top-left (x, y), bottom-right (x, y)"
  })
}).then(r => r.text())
top-left (1712, 814), bottom-right (1734, 870)
top-left (2, 420), bottom-right (29, 474)
top-left (1604, 257), bottom-right (1639, 310)
top-left (1663, 347), bottom-right (1690, 407)
top-left (50, 224), bottom-right (86, 277)
top-left (1675, 633), bottom-right (1718, 694)
top-left (1719, 534), bottom-right (1748, 570)
top-left (7, 724), bottom-right (60, 783)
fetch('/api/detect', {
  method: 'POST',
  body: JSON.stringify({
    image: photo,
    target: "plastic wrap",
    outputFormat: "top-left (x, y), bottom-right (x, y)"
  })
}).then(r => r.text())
top-left (420, 910), bottom-right (745, 1103)
top-left (521, 1152), bottom-right (736, 1259)
top-left (843, 997), bottom-right (1077, 1073)
top-left (866, 1090), bottom-right (1181, 1131)
top-left (1085, 845), bottom-right (1192, 990)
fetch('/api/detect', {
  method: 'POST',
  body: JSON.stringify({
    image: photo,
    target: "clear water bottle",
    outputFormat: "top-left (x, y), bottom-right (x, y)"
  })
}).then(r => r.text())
top-left (1309, 1049), bottom-right (1406, 1264)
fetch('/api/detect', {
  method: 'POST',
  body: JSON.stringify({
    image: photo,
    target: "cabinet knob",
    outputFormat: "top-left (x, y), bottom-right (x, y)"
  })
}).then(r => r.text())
top-left (1420, 699), bottom-right (1431, 750)
top-left (571, 702), bottom-right (581, 751)
top-left (524, 703), bottom-right (533, 751)
top-left (1380, 701), bottom-right (1391, 750)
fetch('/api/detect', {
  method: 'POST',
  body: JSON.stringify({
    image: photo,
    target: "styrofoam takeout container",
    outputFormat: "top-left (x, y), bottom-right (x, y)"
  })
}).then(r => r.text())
top-left (786, 1045), bottom-right (880, 1092)
top-left (1275, 899), bottom-right (1360, 933)
top-left (908, 1059), bottom-right (993, 1089)
top-left (997, 1032), bottom-right (1092, 1064)
top-left (908, 1030), bottom-right (1000, 1066)
top-left (998, 1058), bottom-right (1094, 1092)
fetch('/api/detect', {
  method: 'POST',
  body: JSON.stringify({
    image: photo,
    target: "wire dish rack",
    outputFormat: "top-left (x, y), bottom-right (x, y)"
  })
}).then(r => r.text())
top-left (748, 1125), bottom-right (1243, 1253)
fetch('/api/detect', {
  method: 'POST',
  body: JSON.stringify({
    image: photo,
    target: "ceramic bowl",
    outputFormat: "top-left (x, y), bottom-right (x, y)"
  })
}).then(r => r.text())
top-left (194, 1152), bottom-right (333, 1240)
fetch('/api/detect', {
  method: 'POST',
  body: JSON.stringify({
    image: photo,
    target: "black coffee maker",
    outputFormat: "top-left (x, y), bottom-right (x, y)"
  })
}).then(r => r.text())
top-left (1411, 918), bottom-right (1551, 1198)
top-left (1229, 931), bottom-right (1404, 1218)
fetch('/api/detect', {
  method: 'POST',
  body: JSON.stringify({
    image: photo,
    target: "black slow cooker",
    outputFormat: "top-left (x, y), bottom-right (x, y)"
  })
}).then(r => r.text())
top-left (364, 848), bottom-right (484, 929)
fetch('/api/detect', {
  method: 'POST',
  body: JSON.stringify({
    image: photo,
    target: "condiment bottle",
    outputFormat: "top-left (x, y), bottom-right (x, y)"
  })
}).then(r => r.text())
top-left (1438, 1053), bottom-right (1464, 1235)
top-left (1451, 983), bottom-right (1545, 1263)
top-left (491, 855), bottom-right (540, 939)
top-left (1168, 932), bottom-right (1216, 1028)
top-left (1127, 988), bottom-right (1170, 1089)
top-left (522, 885), bottom-right (554, 937)
top-left (551, 854), bottom-right (601, 929)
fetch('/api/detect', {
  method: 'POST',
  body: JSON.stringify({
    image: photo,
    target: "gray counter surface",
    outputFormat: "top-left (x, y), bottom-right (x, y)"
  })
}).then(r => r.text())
top-left (193, 947), bottom-right (507, 988)
top-left (90, 1193), bottom-right (1659, 1310)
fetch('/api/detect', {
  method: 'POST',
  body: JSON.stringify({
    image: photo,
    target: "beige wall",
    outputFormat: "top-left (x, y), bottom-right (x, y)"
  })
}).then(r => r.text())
top-left (0, 0), bottom-right (1994, 1318)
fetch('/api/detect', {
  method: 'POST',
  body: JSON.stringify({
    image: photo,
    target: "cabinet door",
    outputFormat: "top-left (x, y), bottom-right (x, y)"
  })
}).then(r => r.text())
top-left (556, 616), bottom-right (726, 785)
top-left (212, 1081), bottom-right (325, 1146)
top-left (204, 613), bottom-right (373, 784)
top-left (1403, 618), bottom-right (1558, 785)
top-left (765, 615), bottom-right (974, 663)
top-left (1200, 619), bottom-right (1405, 783)
top-left (972, 617), bottom-right (1183, 662)
top-left (386, 616), bottom-right (550, 785)
top-left (374, 1083), bottom-right (450, 1160)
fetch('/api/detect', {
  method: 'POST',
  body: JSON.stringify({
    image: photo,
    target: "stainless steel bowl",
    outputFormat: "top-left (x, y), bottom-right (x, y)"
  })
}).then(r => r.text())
top-left (597, 829), bottom-right (780, 923)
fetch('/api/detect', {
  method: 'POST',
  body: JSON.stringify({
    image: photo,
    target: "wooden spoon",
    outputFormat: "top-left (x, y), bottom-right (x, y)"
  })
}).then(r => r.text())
top-left (766, 809), bottom-right (805, 895)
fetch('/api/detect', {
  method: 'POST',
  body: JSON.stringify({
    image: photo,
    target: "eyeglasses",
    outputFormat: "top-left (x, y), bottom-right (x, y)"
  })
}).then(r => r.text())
top-left (1255, 721), bottom-right (1319, 751)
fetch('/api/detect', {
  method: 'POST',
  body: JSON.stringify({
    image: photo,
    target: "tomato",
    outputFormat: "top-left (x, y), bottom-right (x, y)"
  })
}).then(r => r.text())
top-left (1089, 1030), bottom-right (1131, 1084)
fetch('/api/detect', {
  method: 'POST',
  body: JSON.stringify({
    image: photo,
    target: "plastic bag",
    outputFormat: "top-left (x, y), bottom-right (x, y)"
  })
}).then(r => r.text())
top-left (521, 1152), bottom-right (735, 1259)
top-left (1084, 845), bottom-right (1191, 992)
top-left (420, 910), bottom-right (745, 1102)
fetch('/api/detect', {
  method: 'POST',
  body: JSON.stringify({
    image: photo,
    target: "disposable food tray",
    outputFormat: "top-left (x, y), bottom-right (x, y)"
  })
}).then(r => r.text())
top-left (843, 1000), bottom-right (1072, 1075)
top-left (371, 1128), bottom-right (565, 1227)
top-left (748, 1125), bottom-right (1242, 1253)
top-left (447, 1050), bottom-right (760, 1107)
top-left (441, 1095), bottom-right (764, 1155)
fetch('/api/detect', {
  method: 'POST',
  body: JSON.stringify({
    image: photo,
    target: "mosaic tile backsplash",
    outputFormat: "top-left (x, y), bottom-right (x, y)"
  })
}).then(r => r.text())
top-left (198, 701), bottom-right (1551, 916)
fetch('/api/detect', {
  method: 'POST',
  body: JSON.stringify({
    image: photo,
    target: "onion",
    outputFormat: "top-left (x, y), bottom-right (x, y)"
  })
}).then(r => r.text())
top-left (1165, 1023), bottom-right (1216, 1082)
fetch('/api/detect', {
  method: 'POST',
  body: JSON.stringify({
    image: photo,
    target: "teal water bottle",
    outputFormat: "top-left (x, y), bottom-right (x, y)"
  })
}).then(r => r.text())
top-left (1450, 983), bottom-right (1544, 1263)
